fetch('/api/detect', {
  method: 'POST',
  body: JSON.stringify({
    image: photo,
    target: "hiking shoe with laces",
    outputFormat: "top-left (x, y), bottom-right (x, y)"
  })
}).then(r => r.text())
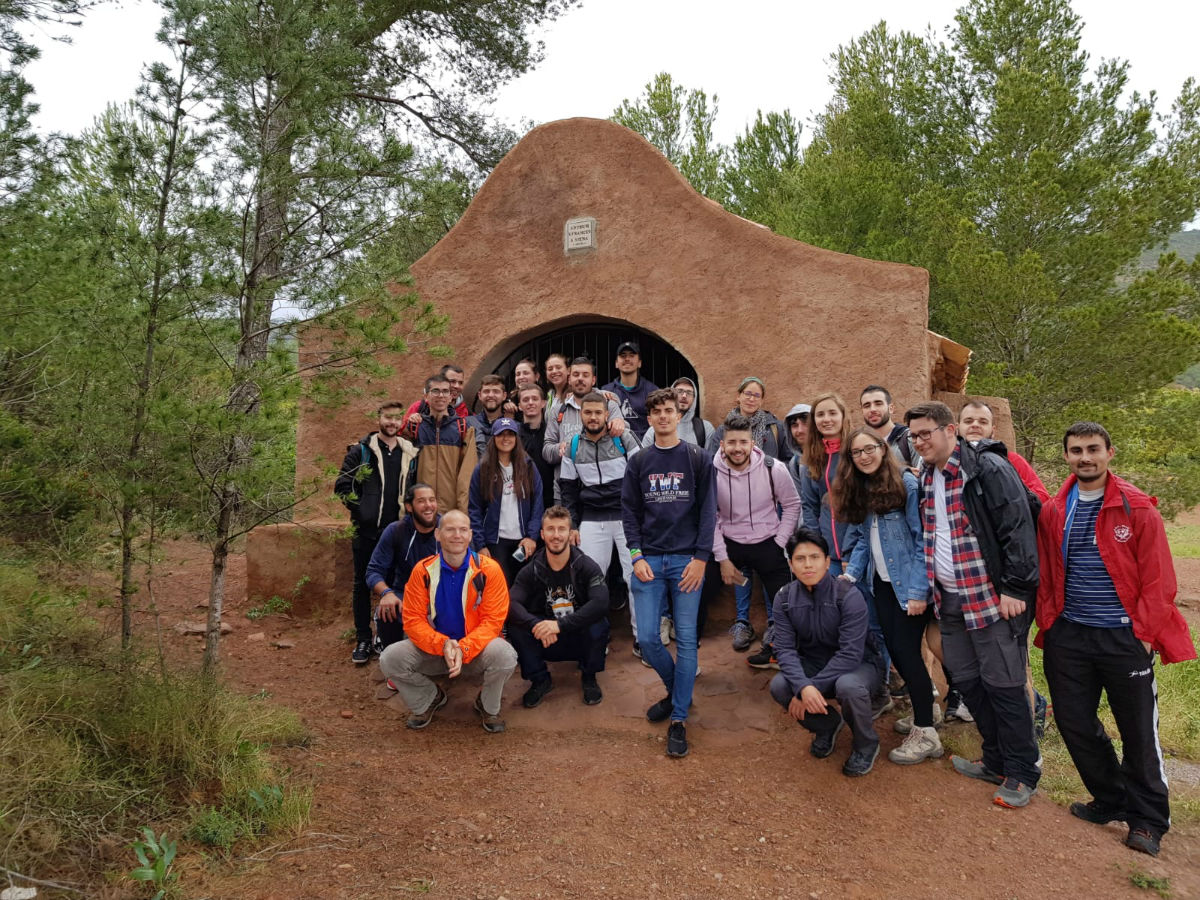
top-left (729, 620), bottom-right (756, 652)
top-left (666, 721), bottom-right (689, 757)
top-left (747, 645), bottom-right (778, 669)
top-left (888, 725), bottom-right (944, 765)
top-left (405, 686), bottom-right (447, 730)
top-left (945, 690), bottom-right (974, 723)
top-left (843, 742), bottom-right (880, 777)
top-left (993, 777), bottom-right (1036, 808)
top-left (1070, 800), bottom-right (1126, 825)
top-left (522, 678), bottom-right (553, 708)
top-left (473, 693), bottom-right (506, 733)
top-left (1034, 690), bottom-right (1050, 739)
top-left (660, 616), bottom-right (672, 645)
top-left (950, 755), bottom-right (1004, 785)
top-left (871, 694), bottom-right (895, 720)
top-left (1126, 828), bottom-right (1161, 857)
top-left (810, 715), bottom-right (845, 759)
top-left (893, 701), bottom-right (944, 734)
top-left (581, 674), bottom-right (602, 706)
top-left (351, 640), bottom-right (372, 665)
top-left (646, 696), bottom-right (673, 723)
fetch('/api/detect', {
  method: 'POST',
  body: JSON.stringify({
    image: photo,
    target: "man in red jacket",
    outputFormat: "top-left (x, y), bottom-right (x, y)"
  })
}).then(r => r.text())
top-left (1036, 422), bottom-right (1196, 858)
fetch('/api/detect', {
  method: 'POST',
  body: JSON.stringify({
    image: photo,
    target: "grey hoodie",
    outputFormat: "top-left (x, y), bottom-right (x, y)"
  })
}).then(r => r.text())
top-left (640, 377), bottom-right (715, 450)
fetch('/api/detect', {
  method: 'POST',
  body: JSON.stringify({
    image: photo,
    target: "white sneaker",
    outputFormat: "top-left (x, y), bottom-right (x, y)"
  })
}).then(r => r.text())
top-left (660, 616), bottom-right (672, 645)
top-left (888, 725), bottom-right (944, 765)
top-left (893, 702), bottom-right (944, 735)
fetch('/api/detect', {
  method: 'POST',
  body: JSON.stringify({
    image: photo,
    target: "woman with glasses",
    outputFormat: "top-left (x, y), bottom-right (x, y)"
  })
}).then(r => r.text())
top-left (834, 428), bottom-right (943, 765)
top-left (705, 377), bottom-right (792, 463)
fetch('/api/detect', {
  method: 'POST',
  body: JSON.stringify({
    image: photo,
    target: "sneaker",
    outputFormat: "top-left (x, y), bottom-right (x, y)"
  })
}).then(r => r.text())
top-left (666, 721), bottom-right (689, 757)
top-left (809, 714), bottom-right (845, 759)
top-left (646, 696), bottom-right (673, 723)
top-left (747, 645), bottom-right (778, 669)
top-left (993, 776), bottom-right (1036, 808)
top-left (871, 694), bottom-right (895, 720)
top-left (1070, 800), bottom-right (1126, 825)
top-left (371, 635), bottom-right (385, 657)
top-left (951, 755), bottom-right (1004, 785)
top-left (385, 678), bottom-right (398, 692)
top-left (945, 690), bottom-right (974, 723)
top-left (1034, 690), bottom-right (1050, 739)
top-left (888, 667), bottom-right (906, 697)
top-left (729, 620), bottom-right (756, 652)
top-left (522, 678), bottom-right (553, 709)
top-left (351, 640), bottom-right (372, 665)
top-left (660, 616), bottom-right (672, 645)
top-left (632, 642), bottom-right (642, 659)
top-left (1126, 828), bottom-right (1161, 857)
top-left (894, 702), bottom-right (944, 734)
top-left (762, 623), bottom-right (775, 648)
top-left (582, 674), bottom-right (603, 705)
top-left (405, 686), bottom-right (447, 729)
top-left (888, 725), bottom-right (944, 765)
top-left (843, 742), bottom-right (880, 777)
top-left (473, 693), bottom-right (506, 733)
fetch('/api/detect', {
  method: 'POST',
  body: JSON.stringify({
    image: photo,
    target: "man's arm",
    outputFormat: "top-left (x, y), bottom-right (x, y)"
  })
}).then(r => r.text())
top-left (692, 452), bottom-right (717, 563)
top-left (774, 463), bottom-right (801, 545)
top-left (771, 591), bottom-right (813, 694)
top-left (505, 562), bottom-right (542, 631)
top-left (620, 454), bottom-right (645, 556)
top-left (365, 522), bottom-right (400, 592)
top-left (1131, 504), bottom-right (1194, 662)
top-left (456, 430), bottom-right (478, 513)
top-left (334, 444), bottom-right (361, 508)
top-left (543, 413), bottom-right (563, 464)
top-left (400, 566), bottom-right (446, 657)
top-left (980, 456), bottom-right (1039, 604)
top-left (556, 559), bottom-right (610, 633)
top-left (810, 587), bottom-right (869, 694)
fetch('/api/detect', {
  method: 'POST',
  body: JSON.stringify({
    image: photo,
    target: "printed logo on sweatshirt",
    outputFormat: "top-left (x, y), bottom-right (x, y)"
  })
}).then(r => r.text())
top-left (1113, 525), bottom-right (1132, 543)
top-left (646, 471), bottom-right (689, 502)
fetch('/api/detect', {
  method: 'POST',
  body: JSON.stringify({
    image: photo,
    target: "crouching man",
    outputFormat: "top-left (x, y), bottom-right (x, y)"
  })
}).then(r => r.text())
top-left (507, 506), bottom-right (611, 708)
top-left (379, 509), bottom-right (517, 733)
top-left (769, 527), bottom-right (885, 777)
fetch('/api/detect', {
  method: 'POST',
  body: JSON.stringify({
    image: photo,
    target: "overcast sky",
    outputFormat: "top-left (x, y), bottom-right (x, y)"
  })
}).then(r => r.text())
top-left (25, 0), bottom-right (1200, 150)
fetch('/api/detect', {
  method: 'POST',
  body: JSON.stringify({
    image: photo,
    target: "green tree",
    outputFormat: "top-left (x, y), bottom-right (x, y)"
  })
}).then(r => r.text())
top-left (612, 72), bottom-right (728, 202)
top-left (722, 109), bottom-right (801, 226)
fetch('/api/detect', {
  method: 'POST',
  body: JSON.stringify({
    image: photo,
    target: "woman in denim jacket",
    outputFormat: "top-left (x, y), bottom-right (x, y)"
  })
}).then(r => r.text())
top-left (835, 428), bottom-right (943, 766)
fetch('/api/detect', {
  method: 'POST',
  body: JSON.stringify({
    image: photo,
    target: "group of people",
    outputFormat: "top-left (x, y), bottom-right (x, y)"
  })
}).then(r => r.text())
top-left (335, 343), bottom-right (1196, 858)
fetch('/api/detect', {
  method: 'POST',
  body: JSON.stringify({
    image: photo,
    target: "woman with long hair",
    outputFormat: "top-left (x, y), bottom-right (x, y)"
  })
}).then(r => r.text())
top-left (468, 418), bottom-right (544, 585)
top-left (834, 427), bottom-right (942, 765)
top-left (800, 392), bottom-right (855, 572)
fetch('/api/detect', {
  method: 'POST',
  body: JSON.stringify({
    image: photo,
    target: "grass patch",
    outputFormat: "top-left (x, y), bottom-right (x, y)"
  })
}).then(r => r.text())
top-left (0, 551), bottom-right (311, 883)
top-left (1128, 867), bottom-right (1172, 897)
top-left (1166, 523), bottom-right (1200, 558)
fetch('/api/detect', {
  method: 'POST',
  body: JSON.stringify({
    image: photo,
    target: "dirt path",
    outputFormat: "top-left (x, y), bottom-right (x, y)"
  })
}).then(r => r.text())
top-left (144, 541), bottom-right (1199, 900)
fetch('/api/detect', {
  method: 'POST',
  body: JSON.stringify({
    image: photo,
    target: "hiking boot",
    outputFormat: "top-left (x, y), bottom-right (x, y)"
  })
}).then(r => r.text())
top-left (660, 616), bottom-right (672, 645)
top-left (729, 620), bottom-right (756, 652)
top-left (842, 742), bottom-right (880, 777)
top-left (871, 694), bottom-right (895, 720)
top-left (473, 693), bottom-right (506, 733)
top-left (1070, 800), bottom-right (1126, 826)
top-left (747, 645), bottom-right (778, 669)
top-left (893, 702), bottom-right (944, 734)
top-left (351, 640), bottom-right (372, 665)
top-left (646, 696), bottom-right (673, 723)
top-left (666, 721), bottom-right (689, 758)
top-left (1034, 690), bottom-right (1050, 739)
top-left (1126, 828), bottom-right (1161, 857)
top-left (993, 777), bottom-right (1036, 809)
top-left (945, 690), bottom-right (974, 723)
top-left (888, 667), bottom-right (906, 698)
top-left (888, 725), bottom-right (944, 765)
top-left (809, 714), bottom-right (844, 759)
top-left (522, 678), bottom-right (553, 708)
top-left (951, 755), bottom-right (1004, 785)
top-left (405, 686), bottom-right (447, 730)
top-left (581, 674), bottom-right (603, 706)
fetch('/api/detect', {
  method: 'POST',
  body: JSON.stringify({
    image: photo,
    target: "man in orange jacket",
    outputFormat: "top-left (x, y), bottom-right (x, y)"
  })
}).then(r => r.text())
top-left (1036, 422), bottom-right (1196, 858)
top-left (379, 509), bottom-right (517, 732)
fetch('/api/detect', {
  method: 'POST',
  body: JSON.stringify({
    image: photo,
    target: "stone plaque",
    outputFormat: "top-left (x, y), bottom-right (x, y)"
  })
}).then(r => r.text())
top-left (564, 216), bottom-right (597, 252)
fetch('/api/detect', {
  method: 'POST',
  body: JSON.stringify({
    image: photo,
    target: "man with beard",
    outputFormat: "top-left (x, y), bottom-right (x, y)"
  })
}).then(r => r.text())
top-left (335, 401), bottom-right (419, 664)
top-left (860, 385), bottom-right (916, 467)
top-left (506, 506), bottom-right (611, 707)
top-left (1036, 422), bottom-right (1195, 857)
top-left (366, 483), bottom-right (440, 651)
top-left (602, 340), bottom-right (658, 441)
top-left (467, 375), bottom-right (509, 455)
top-left (640, 376), bottom-right (713, 449)
top-left (958, 400), bottom-right (1049, 502)
top-left (542, 358), bottom-right (625, 500)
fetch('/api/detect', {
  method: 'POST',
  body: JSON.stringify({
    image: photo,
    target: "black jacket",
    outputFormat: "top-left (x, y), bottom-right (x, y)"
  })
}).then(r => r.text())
top-left (334, 432), bottom-right (419, 530)
top-left (956, 438), bottom-right (1039, 605)
top-left (506, 546), bottom-right (609, 634)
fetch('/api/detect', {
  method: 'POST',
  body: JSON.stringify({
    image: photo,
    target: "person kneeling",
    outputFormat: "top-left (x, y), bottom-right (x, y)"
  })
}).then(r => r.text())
top-left (769, 527), bottom-right (886, 777)
top-left (507, 506), bottom-right (611, 707)
top-left (379, 509), bottom-right (517, 733)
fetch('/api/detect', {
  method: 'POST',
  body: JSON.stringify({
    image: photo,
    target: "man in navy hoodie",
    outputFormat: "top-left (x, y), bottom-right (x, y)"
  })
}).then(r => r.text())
top-left (603, 340), bottom-right (658, 441)
top-left (366, 482), bottom-right (440, 651)
top-left (622, 387), bottom-right (716, 759)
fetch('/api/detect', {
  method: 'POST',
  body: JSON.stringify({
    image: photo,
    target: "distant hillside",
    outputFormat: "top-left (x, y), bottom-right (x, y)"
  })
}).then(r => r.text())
top-left (1139, 229), bottom-right (1200, 269)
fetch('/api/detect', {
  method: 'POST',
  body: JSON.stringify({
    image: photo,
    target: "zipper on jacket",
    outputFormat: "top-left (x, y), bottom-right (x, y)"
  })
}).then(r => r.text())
top-left (825, 454), bottom-right (841, 560)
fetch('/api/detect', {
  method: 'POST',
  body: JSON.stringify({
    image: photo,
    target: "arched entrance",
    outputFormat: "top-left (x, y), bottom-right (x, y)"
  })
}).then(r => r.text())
top-left (469, 316), bottom-right (703, 413)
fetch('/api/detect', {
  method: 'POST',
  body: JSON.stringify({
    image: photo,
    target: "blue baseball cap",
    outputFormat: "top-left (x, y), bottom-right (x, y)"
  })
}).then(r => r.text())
top-left (492, 417), bottom-right (519, 435)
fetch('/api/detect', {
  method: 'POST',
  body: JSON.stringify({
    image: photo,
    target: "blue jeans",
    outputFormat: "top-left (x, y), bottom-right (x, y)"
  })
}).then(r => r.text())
top-left (632, 554), bottom-right (702, 722)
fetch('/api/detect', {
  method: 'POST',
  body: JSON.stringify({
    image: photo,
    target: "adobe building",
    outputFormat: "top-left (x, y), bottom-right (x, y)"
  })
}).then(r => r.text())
top-left (247, 117), bottom-right (1011, 614)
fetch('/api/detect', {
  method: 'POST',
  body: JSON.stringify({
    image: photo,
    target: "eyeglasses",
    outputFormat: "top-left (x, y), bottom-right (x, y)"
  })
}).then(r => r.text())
top-left (740, 391), bottom-right (763, 399)
top-left (850, 443), bottom-right (884, 459)
top-left (427, 388), bottom-right (452, 397)
top-left (910, 425), bottom-right (948, 444)
top-left (674, 388), bottom-right (695, 397)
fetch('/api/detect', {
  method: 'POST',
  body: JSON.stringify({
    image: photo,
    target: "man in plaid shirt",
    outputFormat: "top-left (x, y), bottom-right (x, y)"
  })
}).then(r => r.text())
top-left (905, 401), bottom-right (1040, 809)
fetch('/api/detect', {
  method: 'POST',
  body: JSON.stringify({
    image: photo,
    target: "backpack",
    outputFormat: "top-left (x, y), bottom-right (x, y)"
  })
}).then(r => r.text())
top-left (692, 417), bottom-right (706, 447)
top-left (776, 578), bottom-right (884, 658)
top-left (569, 432), bottom-right (628, 461)
top-left (422, 552), bottom-right (488, 610)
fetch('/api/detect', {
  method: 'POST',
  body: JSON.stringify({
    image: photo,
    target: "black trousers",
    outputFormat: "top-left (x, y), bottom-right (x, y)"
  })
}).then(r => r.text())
top-left (487, 538), bottom-right (524, 587)
top-left (874, 576), bottom-right (936, 727)
top-left (1043, 619), bottom-right (1171, 835)
top-left (508, 618), bottom-right (611, 682)
top-left (375, 609), bottom-right (405, 650)
top-left (724, 536), bottom-right (792, 625)
top-left (351, 525), bottom-right (382, 643)
top-left (939, 589), bottom-right (1040, 786)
